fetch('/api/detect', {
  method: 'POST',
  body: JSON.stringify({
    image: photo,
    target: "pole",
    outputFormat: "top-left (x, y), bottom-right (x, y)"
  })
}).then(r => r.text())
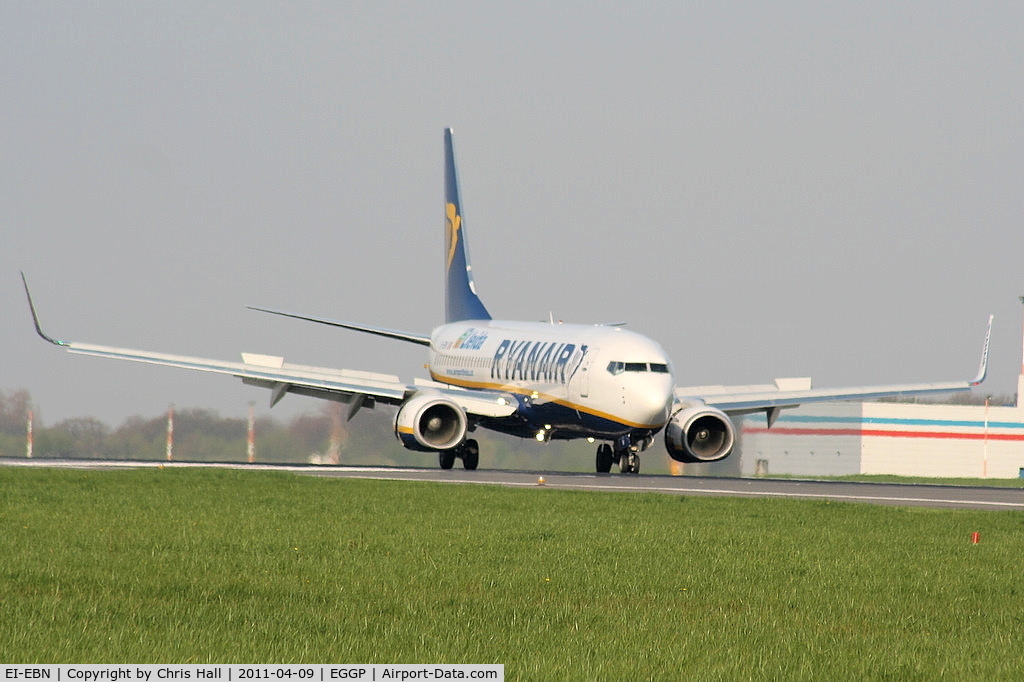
top-left (166, 404), bottom-right (174, 462)
top-left (247, 403), bottom-right (256, 463)
top-left (26, 410), bottom-right (33, 459)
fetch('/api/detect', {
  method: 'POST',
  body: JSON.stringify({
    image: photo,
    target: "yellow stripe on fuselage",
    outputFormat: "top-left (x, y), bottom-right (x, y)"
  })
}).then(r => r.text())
top-left (429, 370), bottom-right (666, 430)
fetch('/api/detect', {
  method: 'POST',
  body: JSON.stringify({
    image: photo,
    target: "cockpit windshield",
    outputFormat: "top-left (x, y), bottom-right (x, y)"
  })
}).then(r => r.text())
top-left (606, 361), bottom-right (670, 375)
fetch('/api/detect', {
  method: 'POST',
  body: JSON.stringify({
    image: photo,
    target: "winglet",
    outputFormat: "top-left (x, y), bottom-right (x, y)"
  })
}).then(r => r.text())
top-left (21, 272), bottom-right (68, 347)
top-left (970, 314), bottom-right (993, 386)
top-left (444, 128), bottom-right (492, 323)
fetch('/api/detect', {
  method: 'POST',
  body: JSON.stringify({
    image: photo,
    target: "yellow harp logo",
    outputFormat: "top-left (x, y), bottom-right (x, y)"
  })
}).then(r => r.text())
top-left (445, 202), bottom-right (461, 271)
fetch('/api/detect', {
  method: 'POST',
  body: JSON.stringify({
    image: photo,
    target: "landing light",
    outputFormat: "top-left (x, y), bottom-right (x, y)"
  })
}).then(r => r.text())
top-left (535, 431), bottom-right (546, 442)
top-left (587, 437), bottom-right (595, 444)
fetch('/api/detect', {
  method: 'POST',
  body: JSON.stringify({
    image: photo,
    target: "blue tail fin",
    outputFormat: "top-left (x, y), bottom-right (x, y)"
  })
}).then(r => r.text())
top-left (444, 128), bottom-right (491, 323)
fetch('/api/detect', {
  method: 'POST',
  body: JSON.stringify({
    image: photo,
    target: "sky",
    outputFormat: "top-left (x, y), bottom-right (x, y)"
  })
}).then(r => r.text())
top-left (3, 2), bottom-right (1023, 427)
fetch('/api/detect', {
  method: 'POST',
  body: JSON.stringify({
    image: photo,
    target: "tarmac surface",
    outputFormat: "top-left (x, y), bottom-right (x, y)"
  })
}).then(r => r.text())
top-left (3, 457), bottom-right (1022, 511)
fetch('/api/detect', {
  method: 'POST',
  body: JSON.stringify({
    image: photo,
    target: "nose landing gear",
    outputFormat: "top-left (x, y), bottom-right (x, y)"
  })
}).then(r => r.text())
top-left (595, 437), bottom-right (643, 474)
top-left (619, 451), bottom-right (640, 474)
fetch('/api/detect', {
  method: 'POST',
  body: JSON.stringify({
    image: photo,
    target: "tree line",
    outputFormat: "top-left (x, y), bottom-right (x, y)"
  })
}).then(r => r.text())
top-left (0, 388), bottom-right (403, 464)
top-left (0, 388), bottom-right (604, 471)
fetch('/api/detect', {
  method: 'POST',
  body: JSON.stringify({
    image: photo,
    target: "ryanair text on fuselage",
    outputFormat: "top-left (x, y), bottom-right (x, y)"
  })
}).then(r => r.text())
top-left (490, 339), bottom-right (588, 384)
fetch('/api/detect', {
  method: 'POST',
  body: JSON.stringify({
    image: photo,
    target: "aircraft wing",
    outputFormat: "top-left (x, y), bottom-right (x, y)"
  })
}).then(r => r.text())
top-left (65, 341), bottom-right (406, 408)
top-left (676, 315), bottom-right (992, 425)
top-left (22, 275), bottom-right (516, 420)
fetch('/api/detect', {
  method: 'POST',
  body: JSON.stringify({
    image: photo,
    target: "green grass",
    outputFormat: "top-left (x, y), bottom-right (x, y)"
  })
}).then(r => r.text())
top-left (1, 468), bottom-right (1022, 679)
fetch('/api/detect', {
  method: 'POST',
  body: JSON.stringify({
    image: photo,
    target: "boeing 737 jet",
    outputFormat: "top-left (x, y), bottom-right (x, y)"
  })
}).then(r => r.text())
top-left (24, 129), bottom-right (992, 473)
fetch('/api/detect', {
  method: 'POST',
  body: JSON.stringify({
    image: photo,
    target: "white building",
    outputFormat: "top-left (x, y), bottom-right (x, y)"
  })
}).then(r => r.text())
top-left (737, 377), bottom-right (1024, 479)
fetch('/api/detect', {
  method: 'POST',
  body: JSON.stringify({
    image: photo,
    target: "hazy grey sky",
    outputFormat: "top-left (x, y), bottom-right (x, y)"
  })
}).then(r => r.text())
top-left (3, 2), bottom-right (1022, 426)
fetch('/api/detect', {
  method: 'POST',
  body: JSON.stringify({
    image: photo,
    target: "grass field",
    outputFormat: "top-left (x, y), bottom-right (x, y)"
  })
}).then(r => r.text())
top-left (1, 468), bottom-right (1022, 679)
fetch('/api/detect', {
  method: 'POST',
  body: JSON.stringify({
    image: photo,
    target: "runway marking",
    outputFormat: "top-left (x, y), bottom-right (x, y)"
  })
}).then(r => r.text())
top-left (328, 474), bottom-right (1024, 510)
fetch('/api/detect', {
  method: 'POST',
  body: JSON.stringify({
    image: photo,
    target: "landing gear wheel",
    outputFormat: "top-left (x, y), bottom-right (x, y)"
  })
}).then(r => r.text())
top-left (439, 450), bottom-right (456, 470)
top-left (461, 439), bottom-right (479, 470)
top-left (596, 444), bottom-right (613, 473)
top-left (619, 452), bottom-right (640, 474)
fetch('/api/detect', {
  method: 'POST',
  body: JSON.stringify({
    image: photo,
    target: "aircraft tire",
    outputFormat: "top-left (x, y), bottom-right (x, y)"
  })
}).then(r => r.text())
top-left (439, 450), bottom-right (456, 470)
top-left (461, 439), bottom-right (479, 470)
top-left (618, 452), bottom-right (640, 474)
top-left (596, 444), bottom-right (613, 473)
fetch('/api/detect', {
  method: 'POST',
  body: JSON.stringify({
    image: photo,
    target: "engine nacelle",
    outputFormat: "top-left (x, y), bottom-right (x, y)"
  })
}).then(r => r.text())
top-left (394, 392), bottom-right (468, 452)
top-left (664, 404), bottom-right (736, 463)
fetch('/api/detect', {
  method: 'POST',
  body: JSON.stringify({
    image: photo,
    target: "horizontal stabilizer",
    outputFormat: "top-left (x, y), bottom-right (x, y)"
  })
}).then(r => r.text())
top-left (247, 306), bottom-right (431, 346)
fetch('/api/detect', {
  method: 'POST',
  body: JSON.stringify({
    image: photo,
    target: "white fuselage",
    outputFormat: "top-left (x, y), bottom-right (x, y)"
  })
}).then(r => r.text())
top-left (428, 320), bottom-right (675, 441)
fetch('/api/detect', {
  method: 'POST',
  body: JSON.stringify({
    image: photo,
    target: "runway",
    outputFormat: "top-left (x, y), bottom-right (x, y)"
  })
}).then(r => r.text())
top-left (3, 457), bottom-right (1022, 511)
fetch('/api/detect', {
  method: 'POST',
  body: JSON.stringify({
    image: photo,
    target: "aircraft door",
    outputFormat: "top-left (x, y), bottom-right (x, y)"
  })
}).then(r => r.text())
top-left (570, 347), bottom-right (597, 399)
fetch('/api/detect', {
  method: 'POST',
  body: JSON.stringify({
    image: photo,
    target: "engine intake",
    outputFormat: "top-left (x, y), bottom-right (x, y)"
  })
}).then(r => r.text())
top-left (664, 404), bottom-right (736, 463)
top-left (394, 392), bottom-right (468, 452)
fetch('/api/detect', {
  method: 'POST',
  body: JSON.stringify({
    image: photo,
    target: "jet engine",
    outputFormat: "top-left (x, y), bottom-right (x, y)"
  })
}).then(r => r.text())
top-left (664, 404), bottom-right (736, 463)
top-left (394, 392), bottom-right (468, 452)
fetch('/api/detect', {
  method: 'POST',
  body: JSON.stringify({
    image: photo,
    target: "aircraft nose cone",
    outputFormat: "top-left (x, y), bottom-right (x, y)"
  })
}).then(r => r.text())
top-left (632, 382), bottom-right (673, 425)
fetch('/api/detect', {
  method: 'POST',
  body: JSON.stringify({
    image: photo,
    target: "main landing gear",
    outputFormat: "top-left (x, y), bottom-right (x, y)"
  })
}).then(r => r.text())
top-left (595, 440), bottom-right (640, 474)
top-left (439, 438), bottom-right (479, 471)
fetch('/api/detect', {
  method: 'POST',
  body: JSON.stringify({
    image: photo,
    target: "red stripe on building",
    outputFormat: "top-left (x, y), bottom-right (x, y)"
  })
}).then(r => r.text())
top-left (743, 427), bottom-right (1024, 441)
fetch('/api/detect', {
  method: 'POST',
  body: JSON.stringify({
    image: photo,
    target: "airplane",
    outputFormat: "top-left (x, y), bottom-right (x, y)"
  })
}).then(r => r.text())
top-left (23, 129), bottom-right (992, 474)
